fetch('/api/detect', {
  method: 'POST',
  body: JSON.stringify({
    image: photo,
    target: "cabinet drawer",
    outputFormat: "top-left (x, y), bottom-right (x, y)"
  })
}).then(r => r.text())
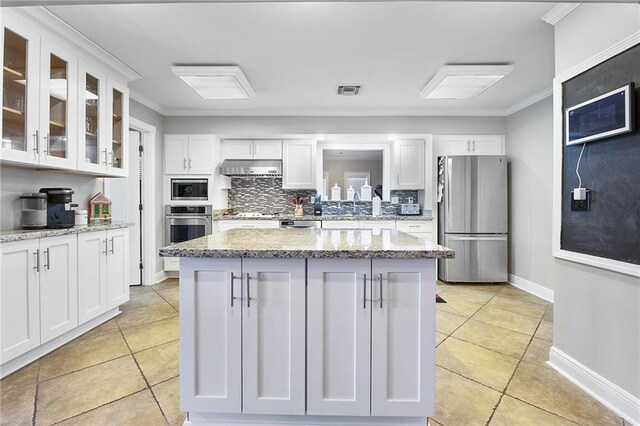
top-left (397, 221), bottom-right (432, 233)
top-left (358, 221), bottom-right (396, 231)
top-left (321, 220), bottom-right (358, 229)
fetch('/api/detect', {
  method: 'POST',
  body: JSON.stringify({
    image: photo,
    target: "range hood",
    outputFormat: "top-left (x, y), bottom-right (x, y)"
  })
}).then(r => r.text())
top-left (219, 159), bottom-right (282, 177)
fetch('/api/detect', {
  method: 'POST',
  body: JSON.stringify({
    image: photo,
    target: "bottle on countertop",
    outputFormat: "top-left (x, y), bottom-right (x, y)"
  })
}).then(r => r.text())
top-left (361, 180), bottom-right (372, 201)
top-left (331, 183), bottom-right (341, 201)
top-left (314, 196), bottom-right (323, 216)
top-left (346, 186), bottom-right (355, 201)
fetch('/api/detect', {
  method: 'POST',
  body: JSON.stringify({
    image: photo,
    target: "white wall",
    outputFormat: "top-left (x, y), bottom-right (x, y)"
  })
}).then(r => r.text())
top-left (551, 3), bottom-right (640, 404)
top-left (324, 158), bottom-right (382, 199)
top-left (505, 96), bottom-right (554, 291)
top-left (0, 165), bottom-right (103, 231)
top-left (162, 115), bottom-right (506, 136)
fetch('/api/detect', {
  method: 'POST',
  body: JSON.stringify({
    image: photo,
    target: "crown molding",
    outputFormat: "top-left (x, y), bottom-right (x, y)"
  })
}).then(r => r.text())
top-left (541, 3), bottom-right (581, 26)
top-left (14, 7), bottom-right (141, 82)
top-left (160, 107), bottom-right (508, 117)
top-left (504, 86), bottom-right (553, 116)
top-left (129, 89), bottom-right (168, 115)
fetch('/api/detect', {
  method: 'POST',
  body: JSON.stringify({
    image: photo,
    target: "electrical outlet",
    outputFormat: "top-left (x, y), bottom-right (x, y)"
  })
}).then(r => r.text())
top-left (571, 189), bottom-right (591, 211)
top-left (391, 196), bottom-right (399, 204)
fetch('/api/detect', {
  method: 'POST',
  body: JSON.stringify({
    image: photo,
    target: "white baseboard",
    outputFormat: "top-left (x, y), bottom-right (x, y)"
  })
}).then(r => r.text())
top-left (548, 346), bottom-right (639, 425)
top-left (155, 270), bottom-right (169, 284)
top-left (508, 273), bottom-right (554, 303)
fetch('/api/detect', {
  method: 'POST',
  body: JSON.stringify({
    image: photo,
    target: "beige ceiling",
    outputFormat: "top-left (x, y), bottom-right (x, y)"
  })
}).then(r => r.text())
top-left (46, 2), bottom-right (556, 115)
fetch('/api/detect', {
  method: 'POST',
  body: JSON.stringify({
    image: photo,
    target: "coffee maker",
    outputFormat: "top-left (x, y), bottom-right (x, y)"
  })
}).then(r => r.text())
top-left (39, 188), bottom-right (77, 229)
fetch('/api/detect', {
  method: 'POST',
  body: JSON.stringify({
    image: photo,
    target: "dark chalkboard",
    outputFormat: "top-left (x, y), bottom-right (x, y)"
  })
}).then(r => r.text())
top-left (561, 44), bottom-right (640, 265)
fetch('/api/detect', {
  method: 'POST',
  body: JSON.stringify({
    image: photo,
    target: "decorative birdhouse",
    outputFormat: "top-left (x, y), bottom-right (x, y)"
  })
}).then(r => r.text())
top-left (89, 192), bottom-right (112, 224)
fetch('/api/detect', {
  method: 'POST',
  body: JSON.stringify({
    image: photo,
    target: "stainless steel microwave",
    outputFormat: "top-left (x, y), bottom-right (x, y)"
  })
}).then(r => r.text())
top-left (171, 178), bottom-right (208, 201)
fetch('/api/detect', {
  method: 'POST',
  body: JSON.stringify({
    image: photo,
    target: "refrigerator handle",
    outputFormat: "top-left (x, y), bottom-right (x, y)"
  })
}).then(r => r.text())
top-left (446, 158), bottom-right (453, 231)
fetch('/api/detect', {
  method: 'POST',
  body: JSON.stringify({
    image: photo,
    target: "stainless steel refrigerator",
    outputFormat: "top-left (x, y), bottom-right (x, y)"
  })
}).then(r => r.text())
top-left (437, 155), bottom-right (508, 283)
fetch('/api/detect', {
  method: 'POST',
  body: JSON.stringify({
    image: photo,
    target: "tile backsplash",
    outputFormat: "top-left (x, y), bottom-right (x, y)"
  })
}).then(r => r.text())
top-left (228, 178), bottom-right (423, 216)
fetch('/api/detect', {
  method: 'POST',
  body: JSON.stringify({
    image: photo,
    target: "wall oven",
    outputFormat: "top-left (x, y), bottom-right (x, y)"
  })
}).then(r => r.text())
top-left (170, 178), bottom-right (208, 201)
top-left (165, 205), bottom-right (213, 246)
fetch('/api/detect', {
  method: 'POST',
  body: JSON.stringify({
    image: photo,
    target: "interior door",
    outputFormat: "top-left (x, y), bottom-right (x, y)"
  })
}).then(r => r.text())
top-left (242, 258), bottom-right (305, 415)
top-left (307, 259), bottom-right (371, 416)
top-left (371, 259), bottom-right (435, 417)
top-left (439, 234), bottom-right (508, 283)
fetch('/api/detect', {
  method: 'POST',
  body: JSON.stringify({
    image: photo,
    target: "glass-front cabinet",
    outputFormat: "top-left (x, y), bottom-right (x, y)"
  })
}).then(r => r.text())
top-left (106, 79), bottom-right (128, 177)
top-left (2, 11), bottom-right (129, 176)
top-left (1, 26), bottom-right (40, 164)
top-left (78, 60), bottom-right (107, 174)
top-left (38, 39), bottom-right (77, 169)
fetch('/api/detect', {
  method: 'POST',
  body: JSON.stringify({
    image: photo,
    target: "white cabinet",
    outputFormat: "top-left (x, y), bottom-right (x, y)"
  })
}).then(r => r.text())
top-left (39, 235), bottom-right (78, 344)
top-left (1, 11), bottom-right (130, 176)
top-left (217, 220), bottom-right (280, 232)
top-left (397, 221), bottom-right (433, 242)
top-left (392, 139), bottom-right (424, 190)
top-left (180, 258), bottom-right (305, 415)
top-left (307, 258), bottom-right (435, 417)
top-left (165, 134), bottom-right (214, 175)
top-left (0, 240), bottom-right (41, 362)
top-left (78, 228), bottom-right (129, 323)
top-left (307, 259), bottom-right (371, 416)
top-left (437, 135), bottom-right (505, 156)
top-left (242, 258), bottom-right (305, 415)
top-left (77, 232), bottom-right (108, 324)
top-left (180, 258), bottom-right (242, 413)
top-left (282, 139), bottom-right (316, 189)
top-left (222, 139), bottom-right (282, 160)
top-left (371, 259), bottom-right (434, 416)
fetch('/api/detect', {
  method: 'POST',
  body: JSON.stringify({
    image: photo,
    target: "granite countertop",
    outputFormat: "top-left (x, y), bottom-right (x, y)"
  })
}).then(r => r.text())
top-left (159, 228), bottom-right (453, 259)
top-left (0, 222), bottom-right (133, 243)
top-left (215, 215), bottom-right (432, 221)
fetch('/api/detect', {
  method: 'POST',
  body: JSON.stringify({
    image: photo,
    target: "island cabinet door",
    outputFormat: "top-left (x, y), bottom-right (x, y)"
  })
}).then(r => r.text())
top-left (307, 259), bottom-right (372, 416)
top-left (370, 259), bottom-right (435, 417)
top-left (242, 258), bottom-right (306, 415)
top-left (180, 258), bottom-right (242, 413)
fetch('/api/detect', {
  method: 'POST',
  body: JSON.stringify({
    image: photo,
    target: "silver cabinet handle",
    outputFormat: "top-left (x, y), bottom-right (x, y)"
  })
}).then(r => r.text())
top-left (188, 158), bottom-right (192, 169)
top-left (246, 273), bottom-right (252, 308)
top-left (466, 140), bottom-right (470, 152)
top-left (103, 149), bottom-right (108, 165)
top-left (43, 248), bottom-right (50, 270)
top-left (397, 174), bottom-right (400, 185)
top-left (43, 133), bottom-right (50, 155)
top-left (472, 140), bottom-right (476, 152)
top-left (379, 273), bottom-right (383, 308)
top-left (183, 158), bottom-right (187, 170)
top-left (103, 239), bottom-right (108, 254)
top-left (33, 250), bottom-right (40, 272)
top-left (230, 272), bottom-right (242, 307)
top-left (33, 131), bottom-right (39, 154)
top-left (109, 237), bottom-right (115, 254)
top-left (363, 273), bottom-right (367, 309)
top-left (109, 151), bottom-right (114, 167)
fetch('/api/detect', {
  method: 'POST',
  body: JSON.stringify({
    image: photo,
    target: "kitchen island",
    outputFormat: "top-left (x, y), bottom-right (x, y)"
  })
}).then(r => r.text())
top-left (160, 228), bottom-right (453, 426)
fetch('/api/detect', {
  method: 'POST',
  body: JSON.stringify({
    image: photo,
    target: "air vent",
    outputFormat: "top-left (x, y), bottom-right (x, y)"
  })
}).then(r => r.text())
top-left (337, 85), bottom-right (361, 96)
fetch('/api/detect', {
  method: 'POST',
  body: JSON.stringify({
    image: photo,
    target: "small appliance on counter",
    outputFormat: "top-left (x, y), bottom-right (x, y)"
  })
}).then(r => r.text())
top-left (19, 193), bottom-right (48, 229)
top-left (75, 209), bottom-right (88, 226)
top-left (400, 203), bottom-right (420, 216)
top-left (39, 188), bottom-right (76, 229)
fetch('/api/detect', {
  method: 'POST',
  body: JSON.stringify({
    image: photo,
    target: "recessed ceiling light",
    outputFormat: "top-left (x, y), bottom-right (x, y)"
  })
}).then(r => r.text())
top-left (171, 65), bottom-right (255, 100)
top-left (420, 65), bottom-right (513, 100)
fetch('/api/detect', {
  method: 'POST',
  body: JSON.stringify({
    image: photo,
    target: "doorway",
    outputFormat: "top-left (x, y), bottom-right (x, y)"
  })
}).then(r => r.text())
top-left (105, 117), bottom-right (157, 286)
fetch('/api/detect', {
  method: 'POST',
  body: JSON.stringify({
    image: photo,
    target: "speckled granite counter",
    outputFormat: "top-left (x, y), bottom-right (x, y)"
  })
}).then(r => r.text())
top-left (0, 222), bottom-right (132, 243)
top-left (214, 215), bottom-right (432, 221)
top-left (159, 228), bottom-right (453, 259)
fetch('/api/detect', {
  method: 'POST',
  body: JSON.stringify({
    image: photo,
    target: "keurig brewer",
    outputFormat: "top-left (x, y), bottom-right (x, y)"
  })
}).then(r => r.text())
top-left (39, 188), bottom-right (77, 229)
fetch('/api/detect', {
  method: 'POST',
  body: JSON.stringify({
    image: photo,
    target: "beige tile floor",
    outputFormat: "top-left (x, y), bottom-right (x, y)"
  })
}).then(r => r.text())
top-left (0, 279), bottom-right (629, 425)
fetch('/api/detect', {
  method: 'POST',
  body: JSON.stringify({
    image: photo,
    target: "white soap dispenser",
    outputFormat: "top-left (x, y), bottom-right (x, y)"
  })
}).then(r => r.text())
top-left (361, 180), bottom-right (372, 201)
top-left (331, 183), bottom-right (341, 201)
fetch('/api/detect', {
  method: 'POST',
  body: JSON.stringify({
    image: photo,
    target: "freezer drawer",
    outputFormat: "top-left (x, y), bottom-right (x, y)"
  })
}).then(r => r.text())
top-left (438, 234), bottom-right (507, 283)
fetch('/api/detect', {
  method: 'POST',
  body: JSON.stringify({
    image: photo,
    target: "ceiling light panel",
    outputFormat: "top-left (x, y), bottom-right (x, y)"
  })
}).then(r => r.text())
top-left (172, 65), bottom-right (255, 100)
top-left (421, 65), bottom-right (513, 100)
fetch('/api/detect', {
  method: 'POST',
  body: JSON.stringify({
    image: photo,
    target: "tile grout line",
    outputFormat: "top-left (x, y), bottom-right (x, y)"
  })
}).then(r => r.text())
top-left (436, 289), bottom-right (499, 348)
top-left (31, 362), bottom-right (41, 426)
top-left (115, 314), bottom-right (171, 426)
